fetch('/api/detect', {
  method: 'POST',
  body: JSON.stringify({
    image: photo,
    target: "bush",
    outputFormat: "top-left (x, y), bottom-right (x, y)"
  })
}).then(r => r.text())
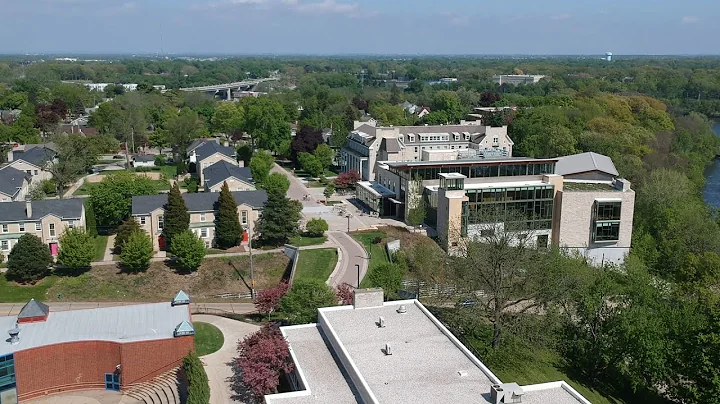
top-left (57, 228), bottom-right (94, 269)
top-left (154, 155), bottom-right (166, 166)
top-left (183, 177), bottom-right (199, 193)
top-left (171, 230), bottom-right (206, 271)
top-left (6, 234), bottom-right (53, 283)
top-left (134, 166), bottom-right (153, 172)
top-left (120, 230), bottom-right (153, 272)
top-left (183, 352), bottom-right (210, 404)
top-left (232, 325), bottom-right (293, 401)
top-left (367, 263), bottom-right (406, 299)
top-left (114, 218), bottom-right (142, 253)
top-left (280, 279), bottom-right (337, 324)
top-left (305, 218), bottom-right (328, 237)
top-left (85, 199), bottom-right (98, 237)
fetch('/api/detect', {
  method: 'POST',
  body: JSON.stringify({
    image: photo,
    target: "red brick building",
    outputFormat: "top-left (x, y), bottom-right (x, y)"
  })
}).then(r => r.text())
top-left (0, 292), bottom-right (195, 403)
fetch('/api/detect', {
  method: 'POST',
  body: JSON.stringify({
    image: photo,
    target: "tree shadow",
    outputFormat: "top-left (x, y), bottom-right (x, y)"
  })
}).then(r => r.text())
top-left (53, 265), bottom-right (92, 277)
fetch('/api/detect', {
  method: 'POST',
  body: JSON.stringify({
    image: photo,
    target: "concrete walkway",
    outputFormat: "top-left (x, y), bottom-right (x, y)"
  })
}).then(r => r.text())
top-left (26, 389), bottom-right (140, 404)
top-left (327, 231), bottom-right (368, 288)
top-left (193, 315), bottom-right (260, 404)
top-left (102, 234), bottom-right (116, 262)
top-left (0, 302), bottom-right (256, 317)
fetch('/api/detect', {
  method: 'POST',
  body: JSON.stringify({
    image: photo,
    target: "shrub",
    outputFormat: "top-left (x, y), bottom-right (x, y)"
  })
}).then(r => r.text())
top-left (57, 228), bottom-right (94, 269)
top-left (171, 230), bottom-right (206, 271)
top-left (114, 218), bottom-right (142, 253)
top-left (305, 218), bottom-right (328, 237)
top-left (255, 281), bottom-right (290, 318)
top-left (85, 199), bottom-right (98, 237)
top-left (154, 155), bottom-right (166, 166)
top-left (6, 234), bottom-right (53, 283)
top-left (334, 170), bottom-right (361, 188)
top-left (367, 263), bottom-right (405, 299)
top-left (280, 279), bottom-right (337, 324)
top-left (120, 230), bottom-right (153, 272)
top-left (323, 183), bottom-right (335, 199)
top-left (336, 283), bottom-right (354, 305)
top-left (183, 352), bottom-right (210, 404)
top-left (183, 177), bottom-right (199, 193)
top-left (232, 325), bottom-right (293, 401)
top-left (134, 166), bottom-right (153, 172)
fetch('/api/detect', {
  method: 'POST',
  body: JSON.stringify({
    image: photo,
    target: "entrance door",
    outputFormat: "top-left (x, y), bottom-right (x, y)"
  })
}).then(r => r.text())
top-left (49, 243), bottom-right (58, 256)
top-left (104, 373), bottom-right (120, 391)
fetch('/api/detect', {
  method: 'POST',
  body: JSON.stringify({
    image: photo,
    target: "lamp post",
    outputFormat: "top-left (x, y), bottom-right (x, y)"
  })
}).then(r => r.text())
top-left (346, 214), bottom-right (351, 233)
top-left (355, 264), bottom-right (360, 288)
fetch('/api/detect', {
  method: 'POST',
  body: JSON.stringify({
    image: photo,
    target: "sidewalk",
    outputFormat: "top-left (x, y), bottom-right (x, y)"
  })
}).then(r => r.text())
top-left (0, 302), bottom-right (256, 317)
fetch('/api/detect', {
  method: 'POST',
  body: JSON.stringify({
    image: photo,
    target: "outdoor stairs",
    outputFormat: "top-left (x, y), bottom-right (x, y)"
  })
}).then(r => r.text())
top-left (124, 368), bottom-right (185, 404)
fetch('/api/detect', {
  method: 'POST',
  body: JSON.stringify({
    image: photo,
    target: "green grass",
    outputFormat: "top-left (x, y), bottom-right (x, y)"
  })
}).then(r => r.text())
top-left (289, 235), bottom-right (327, 247)
top-left (194, 322), bottom-right (225, 356)
top-left (294, 248), bottom-right (338, 283)
top-left (92, 235), bottom-right (109, 262)
top-left (351, 231), bottom-right (390, 288)
top-left (0, 275), bottom-right (57, 302)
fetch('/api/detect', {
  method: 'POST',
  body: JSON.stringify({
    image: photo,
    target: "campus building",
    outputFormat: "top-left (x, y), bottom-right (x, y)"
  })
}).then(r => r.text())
top-left (131, 190), bottom-right (267, 251)
top-left (492, 75), bottom-right (547, 85)
top-left (265, 288), bottom-right (590, 404)
top-left (0, 292), bottom-right (194, 403)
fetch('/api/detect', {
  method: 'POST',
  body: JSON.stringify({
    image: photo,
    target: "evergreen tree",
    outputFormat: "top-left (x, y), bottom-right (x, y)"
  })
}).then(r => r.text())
top-left (257, 189), bottom-right (302, 247)
top-left (6, 234), bottom-right (53, 283)
top-left (215, 182), bottom-right (243, 249)
top-left (84, 199), bottom-right (98, 237)
top-left (164, 183), bottom-right (189, 251)
top-left (114, 218), bottom-right (142, 254)
top-left (171, 230), bottom-right (206, 271)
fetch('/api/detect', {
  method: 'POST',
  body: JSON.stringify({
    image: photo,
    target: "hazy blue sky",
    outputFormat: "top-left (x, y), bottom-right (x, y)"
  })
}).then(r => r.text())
top-left (1, 0), bottom-right (718, 55)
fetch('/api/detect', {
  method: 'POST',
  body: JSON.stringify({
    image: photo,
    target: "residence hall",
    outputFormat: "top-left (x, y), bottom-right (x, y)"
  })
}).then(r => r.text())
top-left (265, 288), bottom-right (591, 404)
top-left (355, 152), bottom-right (634, 265)
top-left (0, 292), bottom-right (194, 403)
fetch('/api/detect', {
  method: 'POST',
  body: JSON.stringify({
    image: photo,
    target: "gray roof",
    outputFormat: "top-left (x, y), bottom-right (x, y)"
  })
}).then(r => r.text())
top-left (354, 124), bottom-right (377, 137)
top-left (187, 138), bottom-right (219, 153)
top-left (385, 156), bottom-right (559, 169)
top-left (380, 138), bottom-right (401, 153)
top-left (203, 160), bottom-right (253, 189)
top-left (132, 190), bottom-right (268, 215)
top-left (193, 141), bottom-right (235, 162)
top-left (18, 299), bottom-right (50, 320)
top-left (0, 166), bottom-right (29, 198)
top-left (555, 152), bottom-right (619, 177)
top-left (12, 146), bottom-right (55, 168)
top-left (0, 198), bottom-right (84, 223)
top-left (0, 302), bottom-right (192, 355)
top-left (133, 154), bottom-right (155, 162)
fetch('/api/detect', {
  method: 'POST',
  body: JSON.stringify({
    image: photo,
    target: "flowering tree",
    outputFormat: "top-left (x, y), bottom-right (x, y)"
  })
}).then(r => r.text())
top-left (334, 170), bottom-right (361, 189)
top-left (255, 281), bottom-right (290, 319)
top-left (336, 283), bottom-right (354, 305)
top-left (232, 325), bottom-right (294, 402)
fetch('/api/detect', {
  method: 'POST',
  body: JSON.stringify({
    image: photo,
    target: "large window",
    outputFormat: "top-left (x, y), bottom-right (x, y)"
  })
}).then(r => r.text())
top-left (464, 185), bottom-right (555, 230)
top-left (0, 354), bottom-right (16, 401)
top-left (593, 201), bottom-right (622, 242)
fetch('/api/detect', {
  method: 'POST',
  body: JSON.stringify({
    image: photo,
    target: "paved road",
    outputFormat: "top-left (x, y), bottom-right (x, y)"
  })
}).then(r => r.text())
top-left (327, 231), bottom-right (368, 288)
top-left (194, 315), bottom-right (260, 404)
top-left (272, 164), bottom-right (318, 208)
top-left (0, 302), bottom-right (256, 317)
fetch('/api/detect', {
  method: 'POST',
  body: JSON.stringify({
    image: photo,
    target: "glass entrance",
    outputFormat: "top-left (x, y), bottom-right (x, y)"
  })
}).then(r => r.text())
top-left (105, 373), bottom-right (120, 391)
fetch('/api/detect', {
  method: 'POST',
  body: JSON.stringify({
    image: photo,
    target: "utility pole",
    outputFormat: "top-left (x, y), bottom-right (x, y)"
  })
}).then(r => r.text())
top-left (249, 222), bottom-right (255, 300)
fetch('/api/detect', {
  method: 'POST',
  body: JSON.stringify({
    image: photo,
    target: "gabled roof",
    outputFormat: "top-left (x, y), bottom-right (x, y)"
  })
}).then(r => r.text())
top-left (0, 166), bottom-right (29, 198)
top-left (12, 146), bottom-right (55, 168)
top-left (193, 141), bottom-right (235, 162)
top-left (187, 138), bottom-right (219, 153)
top-left (18, 299), bottom-right (50, 320)
top-left (203, 160), bottom-right (254, 189)
top-left (173, 321), bottom-right (195, 337)
top-left (132, 190), bottom-right (268, 215)
top-left (354, 124), bottom-right (377, 136)
top-left (380, 138), bottom-right (401, 153)
top-left (555, 152), bottom-right (619, 177)
top-left (0, 198), bottom-right (84, 223)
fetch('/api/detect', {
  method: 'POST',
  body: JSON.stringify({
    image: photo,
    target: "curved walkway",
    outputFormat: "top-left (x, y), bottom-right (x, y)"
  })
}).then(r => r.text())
top-left (193, 314), bottom-right (260, 404)
top-left (327, 231), bottom-right (368, 288)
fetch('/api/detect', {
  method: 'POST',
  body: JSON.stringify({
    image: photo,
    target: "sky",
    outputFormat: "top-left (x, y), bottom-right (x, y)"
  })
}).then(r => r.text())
top-left (0, 0), bottom-right (719, 55)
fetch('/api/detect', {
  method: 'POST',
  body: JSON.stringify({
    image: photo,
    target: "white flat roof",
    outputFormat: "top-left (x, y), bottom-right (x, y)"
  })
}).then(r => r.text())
top-left (439, 172), bottom-right (467, 179)
top-left (356, 181), bottom-right (396, 197)
top-left (426, 179), bottom-right (549, 192)
top-left (0, 302), bottom-right (191, 355)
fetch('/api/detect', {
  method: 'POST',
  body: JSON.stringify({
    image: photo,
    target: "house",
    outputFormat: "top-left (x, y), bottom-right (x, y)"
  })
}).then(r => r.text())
top-left (132, 155), bottom-right (156, 168)
top-left (0, 167), bottom-right (31, 202)
top-left (3, 144), bottom-right (57, 185)
top-left (492, 75), bottom-right (547, 85)
top-left (0, 198), bottom-right (86, 258)
top-left (188, 140), bottom-right (238, 186)
top-left (131, 190), bottom-right (267, 251)
top-left (265, 288), bottom-right (590, 404)
top-left (202, 160), bottom-right (255, 192)
top-left (400, 102), bottom-right (431, 118)
top-left (0, 293), bottom-right (194, 402)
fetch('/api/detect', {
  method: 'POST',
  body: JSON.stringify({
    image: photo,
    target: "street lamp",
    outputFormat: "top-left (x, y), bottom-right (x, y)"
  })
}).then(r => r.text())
top-left (346, 214), bottom-right (351, 232)
top-left (355, 264), bottom-right (360, 289)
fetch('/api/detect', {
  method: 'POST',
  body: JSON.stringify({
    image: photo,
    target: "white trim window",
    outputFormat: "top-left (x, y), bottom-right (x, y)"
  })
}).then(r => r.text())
top-left (19, 223), bottom-right (25, 232)
top-left (158, 215), bottom-right (164, 231)
top-left (1, 224), bottom-right (7, 233)
top-left (0, 240), bottom-right (8, 251)
top-left (49, 223), bottom-right (56, 237)
top-left (200, 228), bottom-right (208, 238)
top-left (35, 222), bottom-right (41, 231)
top-left (68, 220), bottom-right (75, 229)
top-left (140, 217), bottom-right (146, 225)
top-left (241, 211), bottom-right (248, 225)
top-left (200, 213), bottom-right (206, 222)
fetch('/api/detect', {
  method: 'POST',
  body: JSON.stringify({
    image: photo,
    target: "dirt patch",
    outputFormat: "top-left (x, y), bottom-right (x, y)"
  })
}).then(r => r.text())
top-left (47, 253), bottom-right (290, 302)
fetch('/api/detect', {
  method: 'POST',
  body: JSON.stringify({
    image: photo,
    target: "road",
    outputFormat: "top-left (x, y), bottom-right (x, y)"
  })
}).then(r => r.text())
top-left (0, 302), bottom-right (256, 317)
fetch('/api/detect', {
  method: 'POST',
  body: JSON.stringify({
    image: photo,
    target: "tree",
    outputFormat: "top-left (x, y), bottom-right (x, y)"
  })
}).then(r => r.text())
top-left (389, 84), bottom-right (402, 105)
top-left (262, 172), bottom-right (290, 196)
top-left (49, 133), bottom-right (99, 197)
top-left (256, 190), bottom-right (302, 247)
top-left (120, 230), bottom-right (153, 272)
top-left (232, 325), bottom-right (293, 401)
top-left (334, 170), bottom-right (361, 188)
top-left (323, 183), bottom-right (335, 199)
top-left (215, 182), bottom-right (243, 249)
top-left (6, 234), bottom-right (53, 283)
top-left (211, 102), bottom-right (244, 136)
top-left (431, 91), bottom-right (466, 123)
top-left (241, 97), bottom-right (291, 154)
top-left (291, 126), bottom-right (323, 161)
top-left (171, 230), bottom-right (206, 271)
top-left (57, 228), bottom-right (94, 269)
top-left (305, 218), bottom-right (328, 237)
top-left (236, 143), bottom-right (253, 166)
top-left (167, 108), bottom-right (207, 172)
top-left (90, 172), bottom-right (156, 229)
top-left (84, 199), bottom-right (97, 237)
top-left (367, 263), bottom-right (405, 298)
top-left (406, 199), bottom-right (427, 231)
top-left (164, 183), bottom-right (190, 250)
top-left (114, 218), bottom-right (142, 254)
top-left (249, 150), bottom-right (274, 186)
top-left (183, 352), bottom-right (210, 404)
top-left (298, 152), bottom-right (323, 178)
top-left (280, 279), bottom-right (337, 324)
top-left (314, 144), bottom-right (334, 171)
top-left (254, 281), bottom-right (290, 319)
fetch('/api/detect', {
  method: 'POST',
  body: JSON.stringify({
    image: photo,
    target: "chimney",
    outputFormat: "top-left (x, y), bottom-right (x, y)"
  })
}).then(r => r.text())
top-left (8, 327), bottom-right (19, 345)
top-left (25, 197), bottom-right (32, 218)
top-left (353, 288), bottom-right (384, 309)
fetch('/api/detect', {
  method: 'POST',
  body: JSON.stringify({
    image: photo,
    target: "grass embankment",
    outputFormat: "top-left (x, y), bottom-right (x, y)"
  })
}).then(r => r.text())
top-left (0, 275), bottom-right (57, 302)
top-left (289, 235), bottom-right (327, 247)
top-left (193, 322), bottom-right (224, 356)
top-left (294, 248), bottom-right (338, 283)
top-left (351, 230), bottom-right (390, 288)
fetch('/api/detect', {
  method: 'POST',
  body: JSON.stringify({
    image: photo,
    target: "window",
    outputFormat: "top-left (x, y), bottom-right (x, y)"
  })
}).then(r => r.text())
top-left (493, 137), bottom-right (499, 143)
top-left (158, 215), bottom-right (164, 230)
top-left (593, 201), bottom-right (622, 242)
top-left (26, 170), bottom-right (31, 175)
top-left (35, 223), bottom-right (41, 231)
top-left (200, 228), bottom-right (208, 238)
top-left (1, 224), bottom-right (7, 233)
top-left (140, 217), bottom-right (146, 225)
top-left (34, 170), bottom-right (38, 175)
top-left (241, 211), bottom-right (248, 225)
top-left (49, 223), bottom-right (55, 237)
top-left (537, 235), bottom-right (549, 249)
top-left (105, 373), bottom-right (121, 391)
top-left (200, 213), bottom-right (206, 222)
top-left (19, 223), bottom-right (24, 232)
top-left (594, 222), bottom-right (620, 242)
top-left (0, 241), bottom-right (8, 251)
top-left (68, 220), bottom-right (74, 229)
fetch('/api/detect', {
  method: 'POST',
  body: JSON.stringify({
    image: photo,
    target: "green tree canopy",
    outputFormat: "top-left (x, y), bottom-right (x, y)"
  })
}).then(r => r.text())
top-left (90, 172), bottom-right (157, 230)
top-left (280, 279), bottom-right (337, 324)
top-left (263, 172), bottom-right (290, 196)
top-left (256, 190), bottom-right (302, 247)
top-left (120, 230), bottom-right (153, 272)
top-left (164, 183), bottom-right (190, 250)
top-left (171, 230), bottom-right (206, 271)
top-left (249, 150), bottom-right (274, 186)
top-left (57, 228), bottom-right (94, 269)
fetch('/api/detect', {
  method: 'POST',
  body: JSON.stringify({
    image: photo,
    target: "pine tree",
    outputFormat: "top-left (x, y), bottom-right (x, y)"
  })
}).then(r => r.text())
top-left (84, 199), bottom-right (98, 237)
top-left (164, 182), bottom-right (189, 251)
top-left (256, 190), bottom-right (302, 247)
top-left (215, 182), bottom-right (243, 249)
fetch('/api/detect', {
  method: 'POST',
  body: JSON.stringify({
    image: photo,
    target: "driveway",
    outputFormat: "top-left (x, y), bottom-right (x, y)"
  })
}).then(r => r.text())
top-left (192, 315), bottom-right (260, 404)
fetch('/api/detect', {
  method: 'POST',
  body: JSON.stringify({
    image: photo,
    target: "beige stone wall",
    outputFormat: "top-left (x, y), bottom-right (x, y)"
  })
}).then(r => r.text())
top-left (207, 178), bottom-right (255, 192)
top-left (437, 188), bottom-right (468, 248)
top-left (197, 154), bottom-right (238, 185)
top-left (0, 213), bottom-right (83, 257)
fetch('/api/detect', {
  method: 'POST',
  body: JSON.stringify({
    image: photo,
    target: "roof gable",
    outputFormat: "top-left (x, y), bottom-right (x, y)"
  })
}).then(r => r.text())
top-left (18, 299), bottom-right (50, 320)
top-left (194, 141), bottom-right (235, 162)
top-left (0, 166), bottom-right (29, 198)
top-left (555, 152), bottom-right (619, 177)
top-left (203, 160), bottom-right (254, 189)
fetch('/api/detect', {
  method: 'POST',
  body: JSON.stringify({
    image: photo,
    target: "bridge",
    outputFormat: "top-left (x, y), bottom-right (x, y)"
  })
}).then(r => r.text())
top-left (179, 77), bottom-right (278, 99)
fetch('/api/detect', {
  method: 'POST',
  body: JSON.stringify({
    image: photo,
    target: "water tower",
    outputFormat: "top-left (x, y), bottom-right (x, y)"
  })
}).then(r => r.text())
top-left (605, 52), bottom-right (613, 62)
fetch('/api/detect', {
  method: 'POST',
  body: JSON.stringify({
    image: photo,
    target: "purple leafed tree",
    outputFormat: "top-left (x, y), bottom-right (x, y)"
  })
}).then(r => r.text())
top-left (334, 170), bottom-right (361, 189)
top-left (336, 283), bottom-right (354, 305)
top-left (232, 325), bottom-right (294, 402)
top-left (255, 281), bottom-right (290, 318)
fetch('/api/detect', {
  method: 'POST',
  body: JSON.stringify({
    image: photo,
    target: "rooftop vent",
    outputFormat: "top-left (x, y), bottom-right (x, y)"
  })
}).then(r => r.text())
top-left (397, 305), bottom-right (407, 314)
top-left (382, 343), bottom-right (392, 356)
top-left (377, 316), bottom-right (386, 328)
top-left (172, 290), bottom-right (191, 306)
top-left (8, 327), bottom-right (20, 345)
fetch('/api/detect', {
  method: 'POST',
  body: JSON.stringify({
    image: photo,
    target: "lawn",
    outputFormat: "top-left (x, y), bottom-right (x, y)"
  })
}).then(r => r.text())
top-left (194, 322), bottom-right (224, 356)
top-left (289, 235), bottom-right (327, 247)
top-left (73, 178), bottom-right (169, 195)
top-left (351, 231), bottom-right (390, 288)
top-left (0, 275), bottom-right (57, 302)
top-left (92, 235), bottom-right (109, 262)
top-left (294, 248), bottom-right (338, 283)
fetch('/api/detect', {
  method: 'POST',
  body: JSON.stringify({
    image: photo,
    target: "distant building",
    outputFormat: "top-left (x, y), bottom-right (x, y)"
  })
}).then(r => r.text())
top-left (132, 154), bottom-right (156, 168)
top-left (0, 167), bottom-right (30, 202)
top-left (605, 52), bottom-right (613, 62)
top-left (492, 75), bottom-right (547, 85)
top-left (3, 144), bottom-right (57, 185)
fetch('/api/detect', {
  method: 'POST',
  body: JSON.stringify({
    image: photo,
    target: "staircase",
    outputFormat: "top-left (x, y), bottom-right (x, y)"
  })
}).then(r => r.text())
top-left (124, 368), bottom-right (185, 404)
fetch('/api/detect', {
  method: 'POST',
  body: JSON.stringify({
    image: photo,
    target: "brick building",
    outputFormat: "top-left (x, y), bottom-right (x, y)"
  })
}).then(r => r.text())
top-left (0, 292), bottom-right (195, 403)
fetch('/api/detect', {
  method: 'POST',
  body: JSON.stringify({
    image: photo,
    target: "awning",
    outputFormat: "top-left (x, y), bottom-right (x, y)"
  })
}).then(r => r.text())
top-left (388, 198), bottom-right (403, 204)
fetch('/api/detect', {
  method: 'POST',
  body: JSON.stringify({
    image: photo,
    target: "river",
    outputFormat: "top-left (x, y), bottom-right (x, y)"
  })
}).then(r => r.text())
top-left (703, 122), bottom-right (720, 208)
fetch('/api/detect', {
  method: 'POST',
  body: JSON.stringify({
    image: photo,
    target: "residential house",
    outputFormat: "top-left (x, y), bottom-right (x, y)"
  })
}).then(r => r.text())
top-left (400, 102), bottom-right (431, 118)
top-left (0, 198), bottom-right (86, 258)
top-left (0, 167), bottom-right (31, 202)
top-left (202, 160), bottom-right (255, 192)
top-left (132, 155), bottom-right (156, 168)
top-left (3, 144), bottom-right (57, 185)
top-left (131, 190), bottom-right (267, 251)
top-left (188, 140), bottom-right (238, 186)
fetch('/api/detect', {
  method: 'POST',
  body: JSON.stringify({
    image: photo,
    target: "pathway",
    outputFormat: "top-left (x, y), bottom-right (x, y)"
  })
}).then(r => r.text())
top-left (0, 302), bottom-right (256, 317)
top-left (327, 231), bottom-right (368, 288)
top-left (103, 234), bottom-right (116, 262)
top-left (193, 315), bottom-right (260, 404)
